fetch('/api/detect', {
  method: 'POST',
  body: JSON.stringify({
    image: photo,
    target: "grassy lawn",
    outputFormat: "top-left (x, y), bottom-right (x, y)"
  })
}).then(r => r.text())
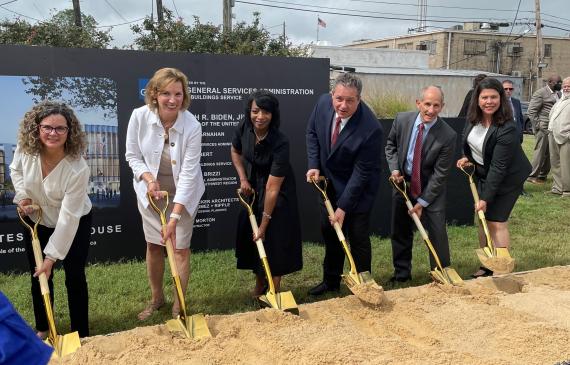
top-left (1, 134), bottom-right (569, 336)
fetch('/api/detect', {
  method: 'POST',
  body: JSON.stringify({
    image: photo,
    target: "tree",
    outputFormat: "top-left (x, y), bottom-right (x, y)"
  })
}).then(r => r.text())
top-left (131, 9), bottom-right (307, 57)
top-left (0, 9), bottom-right (111, 48)
top-left (22, 76), bottom-right (117, 120)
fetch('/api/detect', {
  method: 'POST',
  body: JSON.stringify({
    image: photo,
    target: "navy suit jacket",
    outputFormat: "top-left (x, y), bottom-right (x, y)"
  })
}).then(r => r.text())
top-left (385, 111), bottom-right (457, 211)
top-left (510, 97), bottom-right (524, 143)
top-left (306, 93), bottom-right (383, 213)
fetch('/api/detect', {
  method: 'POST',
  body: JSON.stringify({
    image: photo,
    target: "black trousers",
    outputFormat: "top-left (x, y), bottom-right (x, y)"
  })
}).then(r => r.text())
top-left (23, 212), bottom-right (92, 337)
top-left (390, 191), bottom-right (450, 279)
top-left (319, 187), bottom-right (372, 286)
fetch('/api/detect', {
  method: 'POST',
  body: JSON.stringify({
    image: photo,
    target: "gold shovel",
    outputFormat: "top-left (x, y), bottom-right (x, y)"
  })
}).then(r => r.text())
top-left (147, 192), bottom-right (212, 339)
top-left (389, 177), bottom-right (463, 285)
top-left (310, 177), bottom-right (384, 305)
top-left (17, 205), bottom-right (81, 358)
top-left (236, 189), bottom-right (299, 315)
top-left (458, 164), bottom-right (515, 274)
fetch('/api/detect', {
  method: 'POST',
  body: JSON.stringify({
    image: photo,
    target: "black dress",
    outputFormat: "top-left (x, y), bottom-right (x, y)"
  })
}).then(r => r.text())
top-left (232, 121), bottom-right (303, 276)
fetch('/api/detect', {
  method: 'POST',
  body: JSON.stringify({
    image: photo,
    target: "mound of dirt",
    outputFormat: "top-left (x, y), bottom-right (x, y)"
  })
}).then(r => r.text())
top-left (53, 266), bottom-right (570, 365)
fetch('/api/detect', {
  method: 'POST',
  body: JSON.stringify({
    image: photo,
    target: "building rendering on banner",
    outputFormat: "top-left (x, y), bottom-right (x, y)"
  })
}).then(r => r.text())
top-left (84, 124), bottom-right (120, 202)
top-left (346, 22), bottom-right (570, 100)
top-left (0, 144), bottom-right (16, 209)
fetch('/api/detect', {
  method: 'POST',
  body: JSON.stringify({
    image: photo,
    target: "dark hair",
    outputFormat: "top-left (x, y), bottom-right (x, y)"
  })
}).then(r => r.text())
top-left (473, 73), bottom-right (487, 88)
top-left (245, 90), bottom-right (281, 130)
top-left (466, 77), bottom-right (513, 126)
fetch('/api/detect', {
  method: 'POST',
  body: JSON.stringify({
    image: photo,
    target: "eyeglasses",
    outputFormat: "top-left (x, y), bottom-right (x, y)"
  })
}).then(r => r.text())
top-left (504, 87), bottom-right (514, 91)
top-left (39, 124), bottom-right (69, 135)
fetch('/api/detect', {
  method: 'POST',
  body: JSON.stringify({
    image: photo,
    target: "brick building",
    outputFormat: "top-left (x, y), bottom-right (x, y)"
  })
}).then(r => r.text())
top-left (346, 24), bottom-right (570, 100)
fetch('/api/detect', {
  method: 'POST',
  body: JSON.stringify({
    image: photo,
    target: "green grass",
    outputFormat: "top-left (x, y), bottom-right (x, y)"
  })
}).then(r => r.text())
top-left (1, 134), bottom-right (569, 336)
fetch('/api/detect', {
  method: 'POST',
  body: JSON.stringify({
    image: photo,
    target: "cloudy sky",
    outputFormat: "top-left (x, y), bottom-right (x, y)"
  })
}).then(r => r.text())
top-left (0, 0), bottom-right (568, 47)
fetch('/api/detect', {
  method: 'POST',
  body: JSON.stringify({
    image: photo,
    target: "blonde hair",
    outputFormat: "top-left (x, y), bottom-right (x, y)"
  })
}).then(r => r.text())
top-left (144, 67), bottom-right (191, 111)
top-left (17, 101), bottom-right (86, 159)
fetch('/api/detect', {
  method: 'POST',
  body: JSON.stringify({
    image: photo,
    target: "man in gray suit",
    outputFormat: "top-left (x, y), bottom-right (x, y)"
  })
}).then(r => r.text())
top-left (385, 86), bottom-right (457, 283)
top-left (527, 74), bottom-right (562, 184)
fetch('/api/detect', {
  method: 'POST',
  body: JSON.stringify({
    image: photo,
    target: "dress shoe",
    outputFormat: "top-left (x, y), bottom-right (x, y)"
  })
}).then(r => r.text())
top-left (562, 192), bottom-right (570, 198)
top-left (544, 189), bottom-right (562, 195)
top-left (471, 266), bottom-right (493, 278)
top-left (526, 177), bottom-right (545, 185)
top-left (308, 281), bottom-right (340, 296)
top-left (388, 276), bottom-right (412, 285)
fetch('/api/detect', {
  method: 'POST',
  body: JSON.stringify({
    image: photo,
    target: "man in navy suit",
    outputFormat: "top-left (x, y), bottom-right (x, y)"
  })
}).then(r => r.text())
top-left (385, 86), bottom-right (457, 283)
top-left (306, 73), bottom-right (383, 295)
top-left (503, 79), bottom-right (525, 143)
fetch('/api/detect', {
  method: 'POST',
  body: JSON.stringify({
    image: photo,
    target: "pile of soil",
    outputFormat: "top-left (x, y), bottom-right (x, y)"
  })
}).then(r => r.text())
top-left (54, 266), bottom-right (570, 365)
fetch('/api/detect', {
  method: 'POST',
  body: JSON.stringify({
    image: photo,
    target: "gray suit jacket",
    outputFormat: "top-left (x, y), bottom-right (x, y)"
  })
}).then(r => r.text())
top-left (385, 111), bottom-right (457, 211)
top-left (549, 96), bottom-right (570, 145)
top-left (528, 86), bottom-right (560, 130)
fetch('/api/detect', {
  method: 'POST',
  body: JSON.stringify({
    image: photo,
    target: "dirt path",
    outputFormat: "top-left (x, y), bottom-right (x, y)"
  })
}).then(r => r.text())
top-left (53, 266), bottom-right (570, 365)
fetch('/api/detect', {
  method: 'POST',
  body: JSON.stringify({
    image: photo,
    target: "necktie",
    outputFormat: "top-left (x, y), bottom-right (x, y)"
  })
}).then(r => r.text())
top-left (410, 123), bottom-right (425, 198)
top-left (509, 98), bottom-right (516, 121)
top-left (331, 116), bottom-right (342, 147)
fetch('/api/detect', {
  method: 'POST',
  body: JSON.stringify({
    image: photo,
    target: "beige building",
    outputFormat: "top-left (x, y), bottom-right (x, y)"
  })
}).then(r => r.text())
top-left (346, 25), bottom-right (570, 100)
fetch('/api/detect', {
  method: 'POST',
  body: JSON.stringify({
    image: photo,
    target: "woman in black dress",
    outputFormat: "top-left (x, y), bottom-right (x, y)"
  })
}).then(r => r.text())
top-left (231, 90), bottom-right (302, 296)
top-left (456, 77), bottom-right (531, 277)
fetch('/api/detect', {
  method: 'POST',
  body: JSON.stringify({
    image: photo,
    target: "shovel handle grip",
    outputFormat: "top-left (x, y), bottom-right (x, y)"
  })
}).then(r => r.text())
top-left (248, 214), bottom-right (267, 258)
top-left (324, 199), bottom-right (346, 241)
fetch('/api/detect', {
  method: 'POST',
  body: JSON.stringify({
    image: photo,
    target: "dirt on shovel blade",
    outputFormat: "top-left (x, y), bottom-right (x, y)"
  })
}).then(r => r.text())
top-left (480, 256), bottom-right (516, 274)
top-left (350, 282), bottom-right (385, 305)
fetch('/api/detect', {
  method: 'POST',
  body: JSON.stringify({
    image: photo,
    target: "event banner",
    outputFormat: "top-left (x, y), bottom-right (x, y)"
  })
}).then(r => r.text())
top-left (0, 45), bottom-right (330, 272)
top-left (0, 45), bottom-right (472, 273)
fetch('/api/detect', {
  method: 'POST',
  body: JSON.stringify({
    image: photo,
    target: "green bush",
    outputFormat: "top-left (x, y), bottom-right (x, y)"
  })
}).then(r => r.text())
top-left (364, 92), bottom-right (414, 119)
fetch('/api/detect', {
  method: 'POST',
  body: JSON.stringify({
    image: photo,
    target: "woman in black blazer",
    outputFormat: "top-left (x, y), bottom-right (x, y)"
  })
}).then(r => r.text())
top-left (456, 77), bottom-right (531, 277)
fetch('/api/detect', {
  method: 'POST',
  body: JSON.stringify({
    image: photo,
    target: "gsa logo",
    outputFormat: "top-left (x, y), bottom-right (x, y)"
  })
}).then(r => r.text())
top-left (138, 79), bottom-right (149, 100)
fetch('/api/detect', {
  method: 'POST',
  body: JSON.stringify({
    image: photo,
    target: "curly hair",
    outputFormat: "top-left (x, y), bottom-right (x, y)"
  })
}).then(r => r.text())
top-left (144, 67), bottom-right (191, 112)
top-left (17, 101), bottom-right (87, 159)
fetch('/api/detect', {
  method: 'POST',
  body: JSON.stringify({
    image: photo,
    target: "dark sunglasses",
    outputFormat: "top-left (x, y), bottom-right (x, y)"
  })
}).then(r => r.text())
top-left (504, 87), bottom-right (513, 91)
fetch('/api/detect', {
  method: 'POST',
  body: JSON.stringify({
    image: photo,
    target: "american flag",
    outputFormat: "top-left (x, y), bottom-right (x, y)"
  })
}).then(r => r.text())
top-left (318, 17), bottom-right (326, 28)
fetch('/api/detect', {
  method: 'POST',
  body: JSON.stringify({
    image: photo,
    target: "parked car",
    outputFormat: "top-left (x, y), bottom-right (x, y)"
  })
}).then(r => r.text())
top-left (520, 101), bottom-right (533, 134)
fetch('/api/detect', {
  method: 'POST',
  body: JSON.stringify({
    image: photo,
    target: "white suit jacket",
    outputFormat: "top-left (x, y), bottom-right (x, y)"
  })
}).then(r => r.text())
top-left (549, 96), bottom-right (570, 145)
top-left (125, 105), bottom-right (205, 216)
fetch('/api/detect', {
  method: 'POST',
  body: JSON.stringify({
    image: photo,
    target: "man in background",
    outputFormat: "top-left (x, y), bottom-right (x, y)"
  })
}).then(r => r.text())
top-left (527, 74), bottom-right (562, 184)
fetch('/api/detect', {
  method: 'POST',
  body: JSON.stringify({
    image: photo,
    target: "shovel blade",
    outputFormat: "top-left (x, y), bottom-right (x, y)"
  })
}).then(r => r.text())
top-left (259, 290), bottom-right (299, 315)
top-left (430, 267), bottom-right (463, 285)
top-left (48, 332), bottom-right (81, 358)
top-left (479, 255), bottom-right (516, 275)
top-left (343, 271), bottom-right (385, 305)
top-left (166, 313), bottom-right (212, 339)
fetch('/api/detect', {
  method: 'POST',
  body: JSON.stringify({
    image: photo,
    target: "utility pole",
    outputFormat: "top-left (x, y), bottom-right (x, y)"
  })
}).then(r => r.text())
top-left (223, 0), bottom-right (234, 33)
top-left (535, 0), bottom-right (543, 91)
top-left (282, 21), bottom-right (286, 47)
top-left (157, 0), bottom-right (164, 22)
top-left (72, 0), bottom-right (82, 27)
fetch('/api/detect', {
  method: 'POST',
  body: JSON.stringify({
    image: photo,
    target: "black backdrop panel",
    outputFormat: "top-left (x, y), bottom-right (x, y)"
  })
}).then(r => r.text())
top-left (0, 45), bottom-right (473, 273)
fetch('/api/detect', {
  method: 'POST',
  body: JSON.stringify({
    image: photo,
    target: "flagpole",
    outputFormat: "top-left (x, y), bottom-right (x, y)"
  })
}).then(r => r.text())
top-left (316, 15), bottom-right (319, 43)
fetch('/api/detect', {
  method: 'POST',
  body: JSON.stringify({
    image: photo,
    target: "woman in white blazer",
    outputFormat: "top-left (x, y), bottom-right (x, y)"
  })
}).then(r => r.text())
top-left (11, 101), bottom-right (92, 338)
top-left (125, 68), bottom-right (204, 320)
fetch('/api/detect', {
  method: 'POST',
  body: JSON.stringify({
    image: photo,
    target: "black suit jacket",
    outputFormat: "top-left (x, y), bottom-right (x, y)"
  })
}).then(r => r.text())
top-left (462, 119), bottom-right (531, 203)
top-left (510, 97), bottom-right (525, 143)
top-left (306, 93), bottom-right (383, 213)
top-left (385, 111), bottom-right (457, 211)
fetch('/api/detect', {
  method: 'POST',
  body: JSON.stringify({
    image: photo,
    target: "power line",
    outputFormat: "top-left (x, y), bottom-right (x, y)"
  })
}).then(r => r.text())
top-left (234, 0), bottom-right (509, 24)
top-left (504, 0), bottom-right (522, 43)
top-left (171, 0), bottom-right (181, 19)
top-left (251, 0), bottom-right (511, 22)
top-left (0, 0), bottom-right (18, 6)
top-left (0, 5), bottom-right (40, 21)
top-left (349, 0), bottom-right (535, 13)
top-left (103, 0), bottom-right (128, 23)
top-left (96, 17), bottom-right (146, 28)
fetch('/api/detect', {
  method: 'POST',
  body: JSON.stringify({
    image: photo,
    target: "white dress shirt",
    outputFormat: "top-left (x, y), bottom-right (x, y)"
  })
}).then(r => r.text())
top-left (10, 149), bottom-right (92, 260)
top-left (125, 105), bottom-right (205, 217)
